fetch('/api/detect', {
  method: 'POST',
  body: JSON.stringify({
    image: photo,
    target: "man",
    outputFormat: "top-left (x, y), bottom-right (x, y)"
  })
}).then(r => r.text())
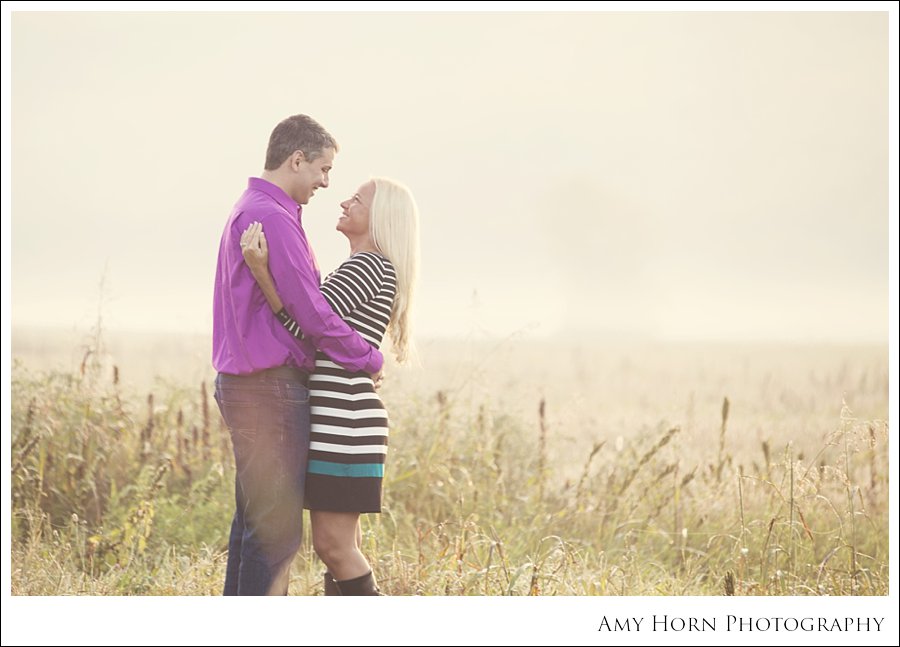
top-left (212, 114), bottom-right (383, 595)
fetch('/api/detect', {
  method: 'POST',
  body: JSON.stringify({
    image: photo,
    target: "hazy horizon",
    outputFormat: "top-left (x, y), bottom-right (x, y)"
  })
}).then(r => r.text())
top-left (11, 11), bottom-right (890, 343)
top-left (11, 323), bottom-right (890, 406)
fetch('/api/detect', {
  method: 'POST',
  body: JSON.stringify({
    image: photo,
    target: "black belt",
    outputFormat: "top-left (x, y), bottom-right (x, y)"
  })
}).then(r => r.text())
top-left (242, 366), bottom-right (310, 386)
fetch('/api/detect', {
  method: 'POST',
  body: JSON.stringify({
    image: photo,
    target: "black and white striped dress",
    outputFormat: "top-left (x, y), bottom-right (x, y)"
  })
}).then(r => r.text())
top-left (278, 251), bottom-right (396, 513)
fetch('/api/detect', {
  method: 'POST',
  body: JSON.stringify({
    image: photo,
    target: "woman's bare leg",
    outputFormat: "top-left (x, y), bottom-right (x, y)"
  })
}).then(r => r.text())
top-left (311, 510), bottom-right (371, 581)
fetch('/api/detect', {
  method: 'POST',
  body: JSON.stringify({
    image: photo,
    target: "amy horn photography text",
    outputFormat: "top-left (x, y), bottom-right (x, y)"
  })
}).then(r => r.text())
top-left (598, 616), bottom-right (885, 633)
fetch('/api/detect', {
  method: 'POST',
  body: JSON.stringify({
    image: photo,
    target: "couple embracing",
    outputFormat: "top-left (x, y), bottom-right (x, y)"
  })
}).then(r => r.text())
top-left (212, 114), bottom-right (420, 596)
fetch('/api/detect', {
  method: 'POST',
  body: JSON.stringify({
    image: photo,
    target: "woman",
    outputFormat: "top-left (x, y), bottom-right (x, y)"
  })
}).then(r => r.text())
top-left (240, 177), bottom-right (419, 596)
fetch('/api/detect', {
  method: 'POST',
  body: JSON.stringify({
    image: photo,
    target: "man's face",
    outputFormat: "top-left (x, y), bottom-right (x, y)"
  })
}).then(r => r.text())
top-left (294, 146), bottom-right (335, 205)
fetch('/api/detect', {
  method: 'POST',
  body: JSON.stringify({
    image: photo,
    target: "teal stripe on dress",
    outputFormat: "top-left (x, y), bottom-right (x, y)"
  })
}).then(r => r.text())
top-left (308, 460), bottom-right (384, 478)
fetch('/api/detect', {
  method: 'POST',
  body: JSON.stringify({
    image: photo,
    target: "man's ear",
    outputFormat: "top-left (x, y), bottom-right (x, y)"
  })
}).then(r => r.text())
top-left (292, 150), bottom-right (306, 169)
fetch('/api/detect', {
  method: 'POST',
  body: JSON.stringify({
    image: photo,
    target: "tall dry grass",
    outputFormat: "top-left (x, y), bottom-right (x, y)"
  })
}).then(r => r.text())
top-left (10, 333), bottom-right (889, 595)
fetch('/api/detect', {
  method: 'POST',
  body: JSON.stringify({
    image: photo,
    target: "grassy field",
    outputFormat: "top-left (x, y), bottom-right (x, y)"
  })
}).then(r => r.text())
top-left (9, 328), bottom-right (890, 595)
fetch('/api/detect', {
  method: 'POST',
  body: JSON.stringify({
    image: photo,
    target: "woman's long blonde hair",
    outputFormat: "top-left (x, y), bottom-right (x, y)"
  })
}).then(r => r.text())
top-left (369, 177), bottom-right (420, 364)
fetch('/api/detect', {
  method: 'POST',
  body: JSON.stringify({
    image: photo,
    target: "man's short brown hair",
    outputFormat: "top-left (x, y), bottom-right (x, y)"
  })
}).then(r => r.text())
top-left (264, 114), bottom-right (338, 170)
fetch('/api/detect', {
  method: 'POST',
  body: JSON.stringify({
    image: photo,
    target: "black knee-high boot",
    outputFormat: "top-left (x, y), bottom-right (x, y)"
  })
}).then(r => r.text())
top-left (324, 572), bottom-right (341, 596)
top-left (335, 571), bottom-right (382, 596)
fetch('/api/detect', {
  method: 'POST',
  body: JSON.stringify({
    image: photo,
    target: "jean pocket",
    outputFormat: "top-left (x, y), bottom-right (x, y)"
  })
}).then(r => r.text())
top-left (219, 400), bottom-right (259, 442)
top-left (283, 383), bottom-right (310, 405)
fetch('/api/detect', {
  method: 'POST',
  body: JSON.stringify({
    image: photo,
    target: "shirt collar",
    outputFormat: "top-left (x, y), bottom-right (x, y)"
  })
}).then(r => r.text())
top-left (247, 177), bottom-right (302, 220)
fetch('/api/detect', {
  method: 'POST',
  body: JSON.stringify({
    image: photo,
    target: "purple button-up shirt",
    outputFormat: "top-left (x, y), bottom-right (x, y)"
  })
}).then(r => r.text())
top-left (212, 178), bottom-right (383, 375)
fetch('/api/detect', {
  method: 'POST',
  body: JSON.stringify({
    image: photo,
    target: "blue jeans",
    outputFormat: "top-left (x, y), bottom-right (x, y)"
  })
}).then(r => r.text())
top-left (214, 368), bottom-right (311, 595)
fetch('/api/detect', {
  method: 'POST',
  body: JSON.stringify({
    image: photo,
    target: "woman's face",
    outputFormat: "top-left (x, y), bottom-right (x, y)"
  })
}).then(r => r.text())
top-left (337, 180), bottom-right (375, 238)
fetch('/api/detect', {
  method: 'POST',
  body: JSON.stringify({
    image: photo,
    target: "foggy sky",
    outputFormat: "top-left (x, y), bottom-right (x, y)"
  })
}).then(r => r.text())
top-left (10, 11), bottom-right (889, 342)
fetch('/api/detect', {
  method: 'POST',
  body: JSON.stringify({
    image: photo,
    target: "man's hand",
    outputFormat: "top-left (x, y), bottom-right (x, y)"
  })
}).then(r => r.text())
top-left (372, 368), bottom-right (385, 390)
